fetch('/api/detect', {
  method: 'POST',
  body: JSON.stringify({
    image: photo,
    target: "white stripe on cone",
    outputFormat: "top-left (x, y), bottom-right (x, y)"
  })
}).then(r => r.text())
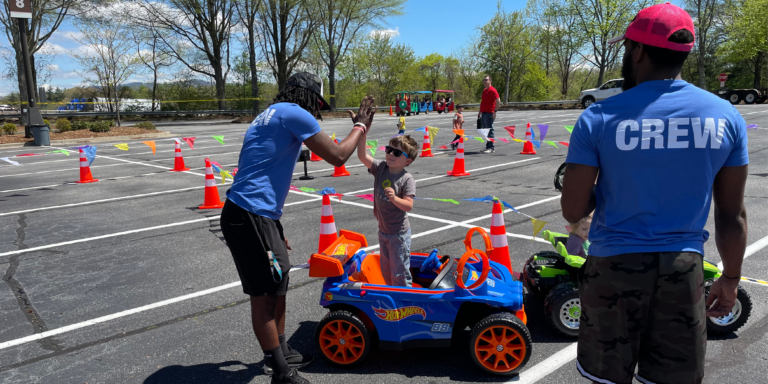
top-left (491, 234), bottom-right (508, 247)
top-left (320, 223), bottom-right (337, 235)
top-left (456, 152), bottom-right (464, 159)
top-left (321, 205), bottom-right (333, 216)
top-left (205, 179), bottom-right (216, 187)
top-left (491, 214), bottom-right (504, 227)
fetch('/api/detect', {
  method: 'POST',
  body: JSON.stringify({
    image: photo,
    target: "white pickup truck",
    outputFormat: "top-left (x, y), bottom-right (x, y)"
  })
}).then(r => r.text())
top-left (578, 79), bottom-right (624, 108)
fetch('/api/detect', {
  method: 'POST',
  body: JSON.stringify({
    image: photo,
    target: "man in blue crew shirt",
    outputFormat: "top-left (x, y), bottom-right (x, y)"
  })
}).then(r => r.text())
top-left (220, 72), bottom-right (376, 384)
top-left (561, 3), bottom-right (748, 384)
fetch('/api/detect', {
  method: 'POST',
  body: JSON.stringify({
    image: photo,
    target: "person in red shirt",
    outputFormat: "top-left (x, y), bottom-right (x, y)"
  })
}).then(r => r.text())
top-left (478, 75), bottom-right (501, 153)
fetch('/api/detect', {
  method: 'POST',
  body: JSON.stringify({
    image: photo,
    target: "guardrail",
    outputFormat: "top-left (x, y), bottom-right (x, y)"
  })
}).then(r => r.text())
top-left (0, 100), bottom-right (579, 119)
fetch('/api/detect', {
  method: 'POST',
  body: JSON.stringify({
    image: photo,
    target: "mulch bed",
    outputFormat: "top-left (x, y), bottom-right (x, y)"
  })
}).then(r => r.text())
top-left (0, 126), bottom-right (164, 145)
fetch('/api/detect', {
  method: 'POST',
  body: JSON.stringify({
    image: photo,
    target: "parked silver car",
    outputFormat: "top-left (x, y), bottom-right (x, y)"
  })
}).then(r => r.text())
top-left (578, 79), bottom-right (624, 108)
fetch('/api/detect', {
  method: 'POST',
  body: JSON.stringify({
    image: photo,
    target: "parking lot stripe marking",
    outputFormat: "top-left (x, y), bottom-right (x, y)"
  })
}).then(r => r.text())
top-left (509, 343), bottom-right (578, 383)
top-left (0, 183), bottom-right (75, 193)
top-left (344, 157), bottom-right (541, 194)
top-left (718, 233), bottom-right (768, 270)
top-left (0, 217), bottom-right (212, 258)
top-left (741, 276), bottom-right (768, 287)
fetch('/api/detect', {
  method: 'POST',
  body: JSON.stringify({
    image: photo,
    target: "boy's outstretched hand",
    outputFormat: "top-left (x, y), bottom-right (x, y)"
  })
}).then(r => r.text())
top-left (348, 95), bottom-right (377, 130)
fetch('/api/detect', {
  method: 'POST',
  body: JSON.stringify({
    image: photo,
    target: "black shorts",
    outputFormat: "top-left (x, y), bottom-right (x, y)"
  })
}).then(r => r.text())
top-left (220, 200), bottom-right (291, 296)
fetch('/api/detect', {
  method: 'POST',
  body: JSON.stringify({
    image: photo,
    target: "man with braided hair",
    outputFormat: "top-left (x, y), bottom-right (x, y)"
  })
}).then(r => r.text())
top-left (221, 73), bottom-right (376, 384)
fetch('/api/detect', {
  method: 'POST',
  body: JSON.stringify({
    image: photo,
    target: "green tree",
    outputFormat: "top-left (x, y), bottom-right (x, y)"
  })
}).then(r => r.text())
top-left (570, 0), bottom-right (649, 87)
top-left (720, 0), bottom-right (768, 89)
top-left (312, 0), bottom-right (405, 109)
top-left (418, 53), bottom-right (445, 91)
top-left (361, 33), bottom-right (416, 105)
top-left (685, 0), bottom-right (724, 89)
top-left (476, 2), bottom-right (537, 103)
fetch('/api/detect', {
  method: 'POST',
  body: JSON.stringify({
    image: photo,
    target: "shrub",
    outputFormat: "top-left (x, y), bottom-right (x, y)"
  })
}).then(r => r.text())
top-left (89, 120), bottom-right (111, 133)
top-left (71, 121), bottom-right (90, 131)
top-left (133, 121), bottom-right (156, 130)
top-left (55, 118), bottom-right (72, 132)
top-left (2, 122), bottom-right (16, 135)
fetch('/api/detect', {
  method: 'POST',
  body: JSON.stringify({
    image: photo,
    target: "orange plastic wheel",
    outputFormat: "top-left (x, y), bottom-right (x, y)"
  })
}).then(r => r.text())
top-left (315, 310), bottom-right (371, 367)
top-left (470, 313), bottom-right (532, 375)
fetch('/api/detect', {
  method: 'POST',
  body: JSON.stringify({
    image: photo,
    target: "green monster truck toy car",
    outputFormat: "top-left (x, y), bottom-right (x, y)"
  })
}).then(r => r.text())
top-left (522, 230), bottom-right (753, 337)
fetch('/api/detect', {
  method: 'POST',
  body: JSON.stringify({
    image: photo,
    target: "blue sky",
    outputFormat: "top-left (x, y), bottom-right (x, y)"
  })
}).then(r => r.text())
top-left (0, 0), bottom-right (527, 96)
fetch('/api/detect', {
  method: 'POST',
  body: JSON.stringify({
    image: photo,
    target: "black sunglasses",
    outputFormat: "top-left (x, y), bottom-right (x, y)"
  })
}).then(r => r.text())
top-left (385, 145), bottom-right (409, 158)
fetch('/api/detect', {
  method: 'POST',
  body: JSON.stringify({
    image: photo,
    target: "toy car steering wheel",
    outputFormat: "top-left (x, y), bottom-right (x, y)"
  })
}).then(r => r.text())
top-left (456, 249), bottom-right (490, 290)
top-left (463, 227), bottom-right (493, 262)
top-left (420, 251), bottom-right (441, 273)
top-left (429, 255), bottom-right (455, 290)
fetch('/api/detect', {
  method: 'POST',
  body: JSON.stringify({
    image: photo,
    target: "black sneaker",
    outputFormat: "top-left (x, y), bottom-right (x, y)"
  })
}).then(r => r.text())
top-left (270, 369), bottom-right (311, 384)
top-left (264, 346), bottom-right (314, 375)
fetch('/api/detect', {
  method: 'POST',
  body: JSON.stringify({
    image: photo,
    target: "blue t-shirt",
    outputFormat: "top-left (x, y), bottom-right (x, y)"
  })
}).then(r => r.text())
top-left (227, 103), bottom-right (322, 220)
top-left (566, 80), bottom-right (748, 257)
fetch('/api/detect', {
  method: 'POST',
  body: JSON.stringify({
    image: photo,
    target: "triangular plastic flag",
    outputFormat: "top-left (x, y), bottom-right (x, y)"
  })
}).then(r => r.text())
top-left (504, 126), bottom-right (516, 139)
top-left (427, 126), bottom-right (439, 144)
top-left (114, 143), bottom-right (130, 151)
top-left (233, 167), bottom-right (238, 176)
top-left (355, 194), bottom-right (375, 202)
top-left (331, 132), bottom-right (336, 141)
top-left (414, 127), bottom-right (427, 133)
top-left (182, 137), bottom-right (196, 149)
top-left (211, 163), bottom-right (222, 173)
top-left (319, 187), bottom-right (337, 195)
top-left (142, 141), bottom-right (156, 155)
top-left (452, 129), bottom-right (464, 136)
top-left (83, 146), bottom-right (97, 166)
top-left (532, 218), bottom-right (547, 240)
top-left (499, 199), bottom-right (520, 213)
top-left (473, 137), bottom-right (485, 143)
top-left (433, 198), bottom-right (460, 205)
top-left (211, 136), bottom-right (225, 145)
top-left (545, 141), bottom-right (558, 148)
top-left (498, 138), bottom-right (509, 143)
top-left (438, 145), bottom-right (448, 150)
top-left (378, 146), bottom-right (386, 151)
top-left (564, 125), bottom-right (574, 134)
top-left (463, 195), bottom-right (495, 203)
top-left (366, 140), bottom-right (378, 157)
top-left (747, 124), bottom-right (758, 130)
top-left (1, 157), bottom-right (20, 166)
top-left (46, 150), bottom-right (70, 156)
top-left (299, 187), bottom-right (318, 193)
top-left (533, 140), bottom-right (541, 149)
top-left (537, 124), bottom-right (549, 141)
top-left (530, 126), bottom-right (536, 140)
top-left (220, 170), bottom-right (233, 184)
top-left (559, 141), bottom-right (570, 147)
top-left (477, 128), bottom-right (490, 141)
top-left (16, 153), bottom-right (41, 157)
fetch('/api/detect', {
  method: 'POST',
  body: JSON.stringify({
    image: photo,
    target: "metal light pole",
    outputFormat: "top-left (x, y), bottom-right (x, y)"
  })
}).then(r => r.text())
top-left (18, 18), bottom-right (36, 138)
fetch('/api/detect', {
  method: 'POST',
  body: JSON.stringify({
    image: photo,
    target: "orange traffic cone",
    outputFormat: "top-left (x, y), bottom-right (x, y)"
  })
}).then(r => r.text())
top-left (520, 122), bottom-right (537, 155)
top-left (170, 140), bottom-right (191, 171)
top-left (318, 194), bottom-right (338, 253)
top-left (310, 151), bottom-right (322, 162)
top-left (389, 105), bottom-right (393, 116)
top-left (331, 139), bottom-right (351, 177)
top-left (489, 199), bottom-right (513, 274)
top-left (421, 130), bottom-right (433, 157)
top-left (76, 149), bottom-right (98, 183)
top-left (447, 133), bottom-right (470, 177)
top-left (199, 158), bottom-right (225, 209)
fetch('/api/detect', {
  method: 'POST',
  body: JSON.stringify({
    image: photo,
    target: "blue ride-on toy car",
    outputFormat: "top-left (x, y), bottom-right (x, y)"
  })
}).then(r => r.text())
top-left (308, 228), bottom-right (532, 375)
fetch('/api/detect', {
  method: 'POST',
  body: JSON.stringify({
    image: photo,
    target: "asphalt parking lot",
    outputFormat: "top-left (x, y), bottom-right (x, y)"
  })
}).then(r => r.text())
top-left (0, 105), bottom-right (767, 384)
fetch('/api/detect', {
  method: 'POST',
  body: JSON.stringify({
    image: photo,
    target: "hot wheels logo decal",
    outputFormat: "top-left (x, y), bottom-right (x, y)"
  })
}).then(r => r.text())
top-left (372, 306), bottom-right (426, 322)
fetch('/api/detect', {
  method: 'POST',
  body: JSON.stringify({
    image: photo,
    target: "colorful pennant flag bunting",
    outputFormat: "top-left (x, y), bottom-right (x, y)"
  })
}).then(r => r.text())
top-left (564, 125), bottom-right (574, 133)
top-left (504, 126), bottom-right (515, 139)
top-left (532, 218), bottom-right (547, 240)
top-left (545, 141), bottom-right (559, 148)
top-left (477, 128), bottom-right (490, 141)
top-left (559, 141), bottom-right (570, 147)
top-left (142, 141), bottom-right (156, 155)
top-left (83, 146), bottom-right (97, 166)
top-left (182, 137), bottom-right (196, 149)
top-left (473, 137), bottom-right (485, 143)
top-left (427, 126), bottom-right (439, 144)
top-left (538, 124), bottom-right (549, 141)
top-left (747, 124), bottom-right (758, 130)
top-left (46, 150), bottom-right (70, 156)
top-left (355, 194), bottom-right (374, 202)
top-left (366, 140), bottom-right (378, 156)
top-left (114, 143), bottom-right (130, 151)
top-left (211, 135), bottom-right (225, 145)
top-left (498, 138), bottom-right (509, 144)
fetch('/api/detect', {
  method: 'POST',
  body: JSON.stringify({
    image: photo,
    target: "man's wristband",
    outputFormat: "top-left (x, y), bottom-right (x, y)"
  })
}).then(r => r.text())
top-left (722, 272), bottom-right (741, 280)
top-left (352, 126), bottom-right (365, 134)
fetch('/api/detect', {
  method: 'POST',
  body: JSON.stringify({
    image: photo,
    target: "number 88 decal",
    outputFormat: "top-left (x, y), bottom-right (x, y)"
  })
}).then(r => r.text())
top-left (16, 0), bottom-right (25, 8)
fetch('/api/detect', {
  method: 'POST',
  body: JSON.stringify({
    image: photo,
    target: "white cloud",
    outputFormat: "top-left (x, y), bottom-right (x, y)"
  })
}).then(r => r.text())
top-left (369, 27), bottom-right (399, 39)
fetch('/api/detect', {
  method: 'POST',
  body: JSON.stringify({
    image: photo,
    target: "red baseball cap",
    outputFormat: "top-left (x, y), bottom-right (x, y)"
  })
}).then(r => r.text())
top-left (608, 2), bottom-right (695, 52)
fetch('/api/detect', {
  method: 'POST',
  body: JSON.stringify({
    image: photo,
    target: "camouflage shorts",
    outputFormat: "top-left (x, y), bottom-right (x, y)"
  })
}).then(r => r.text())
top-left (576, 252), bottom-right (706, 384)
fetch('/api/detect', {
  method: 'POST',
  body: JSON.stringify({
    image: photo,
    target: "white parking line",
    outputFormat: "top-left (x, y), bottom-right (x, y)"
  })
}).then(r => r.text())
top-left (509, 343), bottom-right (578, 383)
top-left (717, 233), bottom-right (768, 269)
